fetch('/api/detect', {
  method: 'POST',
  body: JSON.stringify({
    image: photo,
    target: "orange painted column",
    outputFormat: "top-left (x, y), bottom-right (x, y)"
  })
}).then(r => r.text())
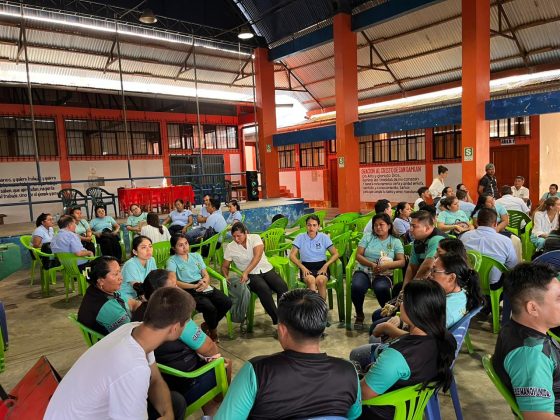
top-left (333, 13), bottom-right (359, 212)
top-left (159, 119), bottom-right (171, 180)
top-left (254, 48), bottom-right (280, 198)
top-left (55, 114), bottom-right (71, 188)
top-left (461, 0), bottom-right (490, 195)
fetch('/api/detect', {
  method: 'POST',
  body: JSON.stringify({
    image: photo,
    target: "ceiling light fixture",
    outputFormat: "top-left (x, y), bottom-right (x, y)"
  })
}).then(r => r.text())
top-left (139, 9), bottom-right (157, 24)
top-left (238, 26), bottom-right (254, 40)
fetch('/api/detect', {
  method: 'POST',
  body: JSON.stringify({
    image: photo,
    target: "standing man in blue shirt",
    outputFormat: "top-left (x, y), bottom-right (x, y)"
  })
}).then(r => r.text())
top-left (215, 289), bottom-right (361, 420)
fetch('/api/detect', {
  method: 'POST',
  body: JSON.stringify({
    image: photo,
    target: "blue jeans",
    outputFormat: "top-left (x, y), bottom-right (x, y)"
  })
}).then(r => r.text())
top-left (351, 270), bottom-right (392, 315)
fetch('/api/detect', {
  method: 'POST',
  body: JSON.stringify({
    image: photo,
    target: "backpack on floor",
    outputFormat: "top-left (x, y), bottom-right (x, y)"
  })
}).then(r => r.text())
top-left (227, 274), bottom-right (250, 324)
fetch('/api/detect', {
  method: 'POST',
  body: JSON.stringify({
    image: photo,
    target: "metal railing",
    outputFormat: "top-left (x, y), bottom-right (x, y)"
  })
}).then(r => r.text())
top-left (0, 171), bottom-right (256, 222)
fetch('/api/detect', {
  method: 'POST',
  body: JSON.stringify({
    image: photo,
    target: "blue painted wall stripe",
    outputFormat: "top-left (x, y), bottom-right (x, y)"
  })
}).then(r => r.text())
top-left (486, 91), bottom-right (560, 120)
top-left (354, 106), bottom-right (462, 136)
top-left (352, 0), bottom-right (445, 32)
top-left (268, 25), bottom-right (333, 61)
top-left (273, 124), bottom-right (336, 146)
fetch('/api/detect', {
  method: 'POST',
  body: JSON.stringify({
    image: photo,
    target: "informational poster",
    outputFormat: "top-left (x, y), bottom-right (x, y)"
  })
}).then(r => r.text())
top-left (360, 165), bottom-right (426, 202)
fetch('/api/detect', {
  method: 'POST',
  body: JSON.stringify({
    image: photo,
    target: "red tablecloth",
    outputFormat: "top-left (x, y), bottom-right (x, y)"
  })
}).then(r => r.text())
top-left (118, 186), bottom-right (194, 213)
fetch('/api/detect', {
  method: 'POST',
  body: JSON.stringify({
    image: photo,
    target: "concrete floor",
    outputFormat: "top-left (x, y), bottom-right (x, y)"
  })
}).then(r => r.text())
top-left (0, 267), bottom-right (514, 419)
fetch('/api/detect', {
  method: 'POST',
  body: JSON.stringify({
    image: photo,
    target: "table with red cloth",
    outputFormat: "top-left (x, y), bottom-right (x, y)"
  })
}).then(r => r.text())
top-left (118, 186), bottom-right (194, 213)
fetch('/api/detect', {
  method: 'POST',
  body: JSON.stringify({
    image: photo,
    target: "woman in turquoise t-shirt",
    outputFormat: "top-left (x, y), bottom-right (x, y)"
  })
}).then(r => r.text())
top-left (360, 280), bottom-right (456, 419)
top-left (120, 235), bottom-right (157, 301)
top-left (472, 194), bottom-right (510, 233)
top-left (90, 205), bottom-right (122, 261)
top-left (436, 196), bottom-right (473, 236)
top-left (351, 213), bottom-right (405, 329)
top-left (167, 235), bottom-right (232, 342)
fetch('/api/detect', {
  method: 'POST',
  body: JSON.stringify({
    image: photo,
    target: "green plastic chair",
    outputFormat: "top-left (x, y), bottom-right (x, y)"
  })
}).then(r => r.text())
top-left (321, 222), bottom-right (346, 239)
top-left (152, 241), bottom-right (171, 269)
top-left (362, 384), bottom-right (437, 420)
top-left (482, 354), bottom-right (523, 419)
top-left (68, 313), bottom-right (105, 347)
top-left (158, 357), bottom-right (229, 417)
top-left (19, 235), bottom-right (39, 286)
top-left (205, 266), bottom-right (234, 339)
top-left (21, 240), bottom-right (63, 296)
top-left (520, 220), bottom-right (536, 262)
top-left (344, 247), bottom-right (403, 330)
top-left (315, 210), bottom-right (327, 227)
top-left (265, 216), bottom-right (289, 231)
top-left (466, 249), bottom-right (482, 271)
top-left (229, 263), bottom-right (288, 334)
top-left (190, 232), bottom-right (221, 268)
top-left (351, 216), bottom-right (371, 233)
top-left (260, 228), bottom-right (291, 282)
top-left (403, 243), bottom-right (413, 257)
top-left (55, 253), bottom-right (96, 301)
top-left (291, 232), bottom-right (349, 323)
top-left (325, 212), bottom-right (361, 227)
top-left (506, 210), bottom-right (531, 237)
top-left (477, 254), bottom-right (509, 334)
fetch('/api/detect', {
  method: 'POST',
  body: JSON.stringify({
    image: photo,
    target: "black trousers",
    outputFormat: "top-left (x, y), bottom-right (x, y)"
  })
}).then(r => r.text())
top-left (188, 288), bottom-right (232, 330)
top-left (81, 239), bottom-right (96, 254)
top-left (147, 390), bottom-right (186, 420)
top-left (97, 233), bottom-right (122, 261)
top-left (248, 269), bottom-right (288, 324)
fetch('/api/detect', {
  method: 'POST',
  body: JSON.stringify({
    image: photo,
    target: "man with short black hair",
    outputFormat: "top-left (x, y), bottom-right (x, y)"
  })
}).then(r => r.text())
top-left (364, 199), bottom-right (392, 234)
top-left (50, 215), bottom-right (94, 270)
top-left (197, 194), bottom-right (212, 224)
top-left (512, 176), bottom-right (530, 204)
top-left (46, 287), bottom-right (191, 420)
top-left (493, 263), bottom-right (560, 419)
top-left (478, 163), bottom-right (499, 198)
top-left (403, 210), bottom-right (446, 284)
top-left (215, 289), bottom-right (362, 420)
top-left (496, 185), bottom-right (529, 213)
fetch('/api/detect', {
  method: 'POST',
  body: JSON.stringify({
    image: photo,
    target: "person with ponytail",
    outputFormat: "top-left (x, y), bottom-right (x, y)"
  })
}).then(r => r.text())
top-left (360, 279), bottom-right (457, 419)
top-left (140, 212), bottom-right (171, 244)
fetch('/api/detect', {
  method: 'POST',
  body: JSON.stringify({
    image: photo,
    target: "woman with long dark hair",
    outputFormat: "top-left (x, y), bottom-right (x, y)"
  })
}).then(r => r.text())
top-left (89, 205), bottom-right (122, 261)
top-left (392, 201), bottom-right (412, 240)
top-left (360, 279), bottom-right (457, 419)
top-left (140, 212), bottom-right (171, 244)
top-left (531, 196), bottom-right (560, 250)
top-left (472, 194), bottom-right (509, 233)
top-left (351, 213), bottom-right (405, 329)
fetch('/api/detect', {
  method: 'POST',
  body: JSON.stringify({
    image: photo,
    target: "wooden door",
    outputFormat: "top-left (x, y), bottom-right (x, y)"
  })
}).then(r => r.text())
top-left (328, 157), bottom-right (339, 207)
top-left (490, 145), bottom-right (530, 189)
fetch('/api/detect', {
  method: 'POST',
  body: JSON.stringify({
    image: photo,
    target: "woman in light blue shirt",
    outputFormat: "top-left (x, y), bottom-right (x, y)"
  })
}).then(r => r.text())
top-left (351, 213), bottom-right (405, 329)
top-left (226, 200), bottom-right (243, 225)
top-left (289, 214), bottom-right (339, 301)
top-left (167, 235), bottom-right (231, 342)
top-left (436, 196), bottom-right (473, 236)
top-left (90, 205), bottom-right (122, 261)
top-left (163, 199), bottom-right (193, 236)
top-left (120, 235), bottom-right (157, 301)
top-left (31, 212), bottom-right (58, 269)
top-left (392, 202), bottom-right (412, 242)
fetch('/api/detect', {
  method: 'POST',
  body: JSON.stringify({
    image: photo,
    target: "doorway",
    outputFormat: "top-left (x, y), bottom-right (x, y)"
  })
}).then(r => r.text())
top-left (490, 145), bottom-right (530, 189)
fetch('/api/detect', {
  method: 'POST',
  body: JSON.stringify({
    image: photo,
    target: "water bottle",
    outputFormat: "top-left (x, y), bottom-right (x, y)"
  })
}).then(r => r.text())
top-left (55, 213), bottom-right (60, 222)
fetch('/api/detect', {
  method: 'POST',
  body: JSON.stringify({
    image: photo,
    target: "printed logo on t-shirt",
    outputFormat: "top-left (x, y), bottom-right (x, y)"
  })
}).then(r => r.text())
top-left (514, 387), bottom-right (552, 399)
top-left (315, 242), bottom-right (321, 250)
top-left (192, 327), bottom-right (202, 342)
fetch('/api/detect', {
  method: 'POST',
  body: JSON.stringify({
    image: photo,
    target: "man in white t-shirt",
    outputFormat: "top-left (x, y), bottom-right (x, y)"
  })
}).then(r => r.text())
top-left (511, 176), bottom-right (530, 205)
top-left (197, 194), bottom-right (212, 224)
top-left (496, 185), bottom-right (529, 214)
top-left (414, 187), bottom-right (432, 211)
top-left (45, 288), bottom-right (192, 420)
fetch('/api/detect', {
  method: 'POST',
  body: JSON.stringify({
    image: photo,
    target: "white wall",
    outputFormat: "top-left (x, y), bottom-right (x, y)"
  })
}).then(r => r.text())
top-left (300, 170), bottom-right (324, 201)
top-left (0, 162), bottom-right (61, 223)
top-left (229, 154), bottom-right (241, 182)
top-left (279, 171), bottom-right (297, 195)
top-left (539, 113), bottom-right (560, 195)
top-left (69, 159), bottom-right (164, 194)
top-left (432, 162), bottom-right (463, 194)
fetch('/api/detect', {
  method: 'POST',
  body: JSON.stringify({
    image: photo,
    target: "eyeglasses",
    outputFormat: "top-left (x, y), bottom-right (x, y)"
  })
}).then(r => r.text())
top-left (430, 268), bottom-right (449, 275)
